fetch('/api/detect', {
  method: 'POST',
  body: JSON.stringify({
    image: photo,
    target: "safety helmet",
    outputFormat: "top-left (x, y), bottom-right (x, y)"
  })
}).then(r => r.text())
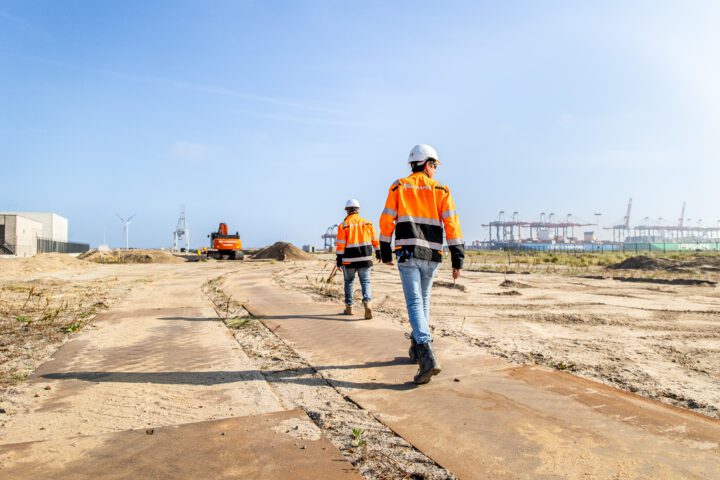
top-left (345, 199), bottom-right (360, 209)
top-left (408, 144), bottom-right (441, 165)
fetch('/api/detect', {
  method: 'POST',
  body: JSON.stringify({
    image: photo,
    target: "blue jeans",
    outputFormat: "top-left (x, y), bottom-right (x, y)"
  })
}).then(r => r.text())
top-left (343, 266), bottom-right (372, 306)
top-left (397, 257), bottom-right (440, 344)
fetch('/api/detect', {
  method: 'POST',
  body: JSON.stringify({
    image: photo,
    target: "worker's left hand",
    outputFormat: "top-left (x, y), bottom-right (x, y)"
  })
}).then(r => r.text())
top-left (452, 268), bottom-right (461, 280)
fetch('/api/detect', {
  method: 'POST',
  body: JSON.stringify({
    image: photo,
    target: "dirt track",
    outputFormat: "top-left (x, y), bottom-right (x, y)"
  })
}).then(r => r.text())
top-left (0, 259), bottom-right (452, 479)
top-left (0, 263), bottom-right (283, 445)
top-left (1, 254), bottom-right (719, 478)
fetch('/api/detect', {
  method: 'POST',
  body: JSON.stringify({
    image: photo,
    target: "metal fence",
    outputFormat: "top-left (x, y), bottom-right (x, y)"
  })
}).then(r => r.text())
top-left (471, 242), bottom-right (720, 254)
top-left (37, 237), bottom-right (90, 254)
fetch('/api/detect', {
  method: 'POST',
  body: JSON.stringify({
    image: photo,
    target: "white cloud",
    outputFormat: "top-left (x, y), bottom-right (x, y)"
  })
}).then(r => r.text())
top-left (171, 141), bottom-right (218, 161)
top-left (229, 108), bottom-right (366, 128)
top-left (16, 56), bottom-right (345, 116)
top-left (557, 113), bottom-right (575, 126)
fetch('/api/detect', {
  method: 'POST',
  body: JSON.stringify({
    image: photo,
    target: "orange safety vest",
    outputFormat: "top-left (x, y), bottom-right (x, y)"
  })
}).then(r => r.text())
top-left (336, 213), bottom-right (380, 268)
top-left (379, 172), bottom-right (465, 268)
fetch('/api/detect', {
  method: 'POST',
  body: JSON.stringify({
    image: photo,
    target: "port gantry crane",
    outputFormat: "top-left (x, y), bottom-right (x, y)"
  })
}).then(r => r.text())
top-left (172, 206), bottom-right (190, 252)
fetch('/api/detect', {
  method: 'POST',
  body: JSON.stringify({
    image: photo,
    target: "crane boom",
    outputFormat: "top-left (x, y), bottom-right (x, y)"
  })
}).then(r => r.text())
top-left (624, 198), bottom-right (633, 229)
top-left (679, 202), bottom-right (686, 227)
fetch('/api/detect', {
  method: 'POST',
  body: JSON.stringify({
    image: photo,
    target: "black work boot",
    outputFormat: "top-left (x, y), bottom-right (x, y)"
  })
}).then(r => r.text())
top-left (413, 342), bottom-right (441, 384)
top-left (405, 332), bottom-right (418, 364)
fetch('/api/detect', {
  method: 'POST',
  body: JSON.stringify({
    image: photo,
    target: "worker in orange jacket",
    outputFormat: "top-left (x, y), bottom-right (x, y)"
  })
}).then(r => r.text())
top-left (379, 144), bottom-right (464, 384)
top-left (336, 199), bottom-right (381, 319)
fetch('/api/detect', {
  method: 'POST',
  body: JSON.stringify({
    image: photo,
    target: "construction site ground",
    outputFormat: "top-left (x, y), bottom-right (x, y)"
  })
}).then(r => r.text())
top-left (1, 253), bottom-right (719, 479)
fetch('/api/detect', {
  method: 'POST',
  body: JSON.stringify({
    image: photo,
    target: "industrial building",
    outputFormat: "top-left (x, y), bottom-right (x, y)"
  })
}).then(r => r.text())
top-left (0, 212), bottom-right (88, 257)
top-left (0, 214), bottom-right (43, 257)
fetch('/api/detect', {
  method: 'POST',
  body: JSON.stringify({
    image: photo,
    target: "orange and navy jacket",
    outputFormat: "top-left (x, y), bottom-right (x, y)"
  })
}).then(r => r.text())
top-left (379, 172), bottom-right (465, 268)
top-left (336, 213), bottom-right (380, 268)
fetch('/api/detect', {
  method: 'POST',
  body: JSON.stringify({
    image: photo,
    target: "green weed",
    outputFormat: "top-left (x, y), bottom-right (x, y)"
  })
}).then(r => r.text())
top-left (226, 314), bottom-right (264, 329)
top-left (226, 317), bottom-right (251, 329)
top-left (9, 372), bottom-right (27, 384)
top-left (551, 360), bottom-right (576, 371)
top-left (351, 427), bottom-right (366, 447)
top-left (60, 321), bottom-right (83, 333)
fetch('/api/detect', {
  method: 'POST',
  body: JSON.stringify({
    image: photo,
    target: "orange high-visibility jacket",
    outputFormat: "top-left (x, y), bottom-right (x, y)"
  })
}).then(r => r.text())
top-left (379, 172), bottom-right (465, 268)
top-left (336, 213), bottom-right (380, 268)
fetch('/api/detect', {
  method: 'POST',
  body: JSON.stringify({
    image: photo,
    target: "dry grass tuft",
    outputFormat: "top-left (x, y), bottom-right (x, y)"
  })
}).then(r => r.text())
top-left (0, 280), bottom-right (116, 388)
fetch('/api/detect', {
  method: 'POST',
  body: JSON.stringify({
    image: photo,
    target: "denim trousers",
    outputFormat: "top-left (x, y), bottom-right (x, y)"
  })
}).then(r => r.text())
top-left (397, 257), bottom-right (440, 344)
top-left (343, 266), bottom-right (372, 306)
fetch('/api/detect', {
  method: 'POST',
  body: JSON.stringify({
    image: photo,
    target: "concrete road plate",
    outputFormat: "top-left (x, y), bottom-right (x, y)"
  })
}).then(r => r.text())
top-left (351, 362), bottom-right (720, 479)
top-left (229, 273), bottom-right (720, 480)
top-left (0, 409), bottom-right (361, 479)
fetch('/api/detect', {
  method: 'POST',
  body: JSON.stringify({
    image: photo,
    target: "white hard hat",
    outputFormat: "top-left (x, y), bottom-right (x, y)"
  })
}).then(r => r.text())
top-left (408, 144), bottom-right (441, 165)
top-left (345, 199), bottom-right (360, 209)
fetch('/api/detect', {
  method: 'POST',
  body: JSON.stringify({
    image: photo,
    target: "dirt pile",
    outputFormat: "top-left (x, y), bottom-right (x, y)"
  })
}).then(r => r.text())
top-left (500, 279), bottom-right (531, 288)
top-left (433, 280), bottom-right (467, 292)
top-left (79, 249), bottom-right (185, 264)
top-left (682, 256), bottom-right (720, 269)
top-left (493, 290), bottom-right (522, 296)
top-left (609, 256), bottom-right (677, 270)
top-left (610, 255), bottom-right (720, 271)
top-left (0, 253), bottom-right (89, 275)
top-left (252, 242), bottom-right (313, 261)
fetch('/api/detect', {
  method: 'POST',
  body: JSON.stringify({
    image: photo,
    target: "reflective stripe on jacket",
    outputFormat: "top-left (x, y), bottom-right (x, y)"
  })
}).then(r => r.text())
top-left (336, 213), bottom-right (380, 268)
top-left (379, 172), bottom-right (465, 268)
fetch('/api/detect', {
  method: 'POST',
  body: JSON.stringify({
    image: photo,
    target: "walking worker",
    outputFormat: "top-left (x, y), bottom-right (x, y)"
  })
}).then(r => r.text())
top-left (336, 199), bottom-right (381, 319)
top-left (379, 144), bottom-right (464, 384)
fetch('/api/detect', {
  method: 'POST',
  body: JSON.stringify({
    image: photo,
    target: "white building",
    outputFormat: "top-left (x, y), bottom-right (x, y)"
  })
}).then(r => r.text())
top-left (0, 214), bottom-right (43, 257)
top-left (0, 212), bottom-right (68, 242)
top-left (0, 212), bottom-right (70, 257)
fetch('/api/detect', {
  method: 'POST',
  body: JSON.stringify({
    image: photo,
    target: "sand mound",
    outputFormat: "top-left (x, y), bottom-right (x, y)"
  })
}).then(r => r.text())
top-left (679, 256), bottom-right (720, 269)
top-left (433, 280), bottom-right (467, 292)
top-left (79, 249), bottom-right (185, 264)
top-left (491, 289), bottom-right (522, 296)
top-left (609, 256), bottom-right (676, 270)
top-left (500, 279), bottom-right (531, 288)
top-left (252, 242), bottom-right (313, 261)
top-left (0, 253), bottom-right (89, 275)
top-left (611, 255), bottom-right (720, 272)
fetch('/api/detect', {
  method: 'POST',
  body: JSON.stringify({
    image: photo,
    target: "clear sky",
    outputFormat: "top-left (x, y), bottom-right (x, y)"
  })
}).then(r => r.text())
top-left (2, 1), bottom-right (720, 248)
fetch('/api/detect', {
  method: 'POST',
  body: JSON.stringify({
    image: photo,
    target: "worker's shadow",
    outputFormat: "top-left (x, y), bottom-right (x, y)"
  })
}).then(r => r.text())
top-left (260, 313), bottom-right (375, 322)
top-left (158, 314), bottom-right (385, 323)
top-left (40, 357), bottom-right (419, 391)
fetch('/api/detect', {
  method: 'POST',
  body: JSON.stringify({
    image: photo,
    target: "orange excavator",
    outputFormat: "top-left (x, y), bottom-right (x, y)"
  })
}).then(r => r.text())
top-left (207, 223), bottom-right (244, 260)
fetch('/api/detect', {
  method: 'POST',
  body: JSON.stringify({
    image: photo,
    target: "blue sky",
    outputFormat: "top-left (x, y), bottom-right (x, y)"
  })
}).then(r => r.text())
top-left (2, 1), bottom-right (720, 248)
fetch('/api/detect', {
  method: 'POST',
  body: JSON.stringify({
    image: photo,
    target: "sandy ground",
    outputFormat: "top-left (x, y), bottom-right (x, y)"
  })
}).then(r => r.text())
top-left (2, 252), bottom-right (719, 479)
top-left (0, 255), bottom-right (138, 391)
top-left (204, 269), bottom-right (456, 479)
top-left (0, 262), bottom-right (288, 447)
top-left (0, 256), bottom-right (454, 479)
top-left (278, 255), bottom-right (720, 420)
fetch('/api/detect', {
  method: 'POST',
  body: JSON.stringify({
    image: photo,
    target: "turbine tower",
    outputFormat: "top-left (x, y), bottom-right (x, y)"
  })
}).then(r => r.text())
top-left (116, 213), bottom-right (137, 250)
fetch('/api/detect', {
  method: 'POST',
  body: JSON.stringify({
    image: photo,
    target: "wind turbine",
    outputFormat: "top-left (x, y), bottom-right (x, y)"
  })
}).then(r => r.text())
top-left (116, 213), bottom-right (137, 250)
